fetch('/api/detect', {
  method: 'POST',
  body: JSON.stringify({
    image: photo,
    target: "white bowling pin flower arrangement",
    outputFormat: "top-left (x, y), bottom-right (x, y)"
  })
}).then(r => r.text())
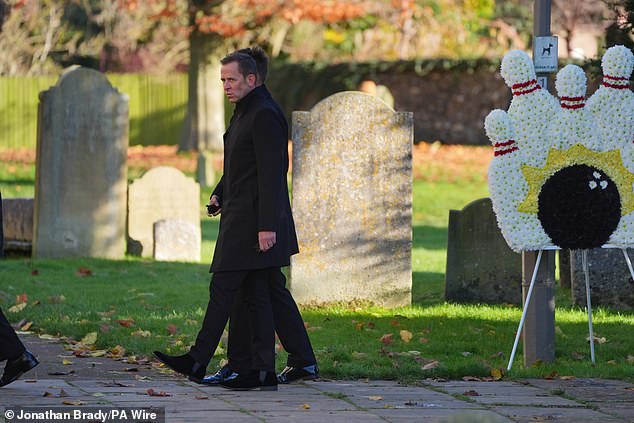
top-left (485, 109), bottom-right (551, 252)
top-left (500, 50), bottom-right (559, 168)
top-left (487, 46), bottom-right (634, 251)
top-left (549, 64), bottom-right (602, 151)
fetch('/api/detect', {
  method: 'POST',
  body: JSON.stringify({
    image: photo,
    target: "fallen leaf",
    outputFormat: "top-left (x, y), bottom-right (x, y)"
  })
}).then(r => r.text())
top-left (462, 376), bottom-right (482, 381)
top-left (422, 361), bottom-right (440, 370)
top-left (48, 371), bottom-right (74, 376)
top-left (355, 322), bottom-right (365, 330)
top-left (99, 324), bottom-right (113, 333)
top-left (352, 352), bottom-right (367, 359)
top-left (367, 322), bottom-right (376, 329)
top-left (16, 293), bottom-right (28, 304)
top-left (124, 367), bottom-right (139, 372)
top-left (132, 330), bottom-right (151, 337)
top-left (167, 324), bottom-right (178, 335)
top-left (63, 400), bottom-right (84, 406)
top-left (43, 391), bottom-right (56, 397)
top-left (571, 351), bottom-right (585, 360)
top-left (117, 319), bottom-right (135, 328)
top-left (47, 295), bottom-right (66, 304)
top-left (8, 303), bottom-right (27, 313)
top-left (80, 332), bottom-right (98, 346)
top-left (62, 359), bottom-right (73, 365)
top-left (147, 388), bottom-right (171, 397)
top-left (108, 345), bottom-right (126, 358)
top-left (419, 337), bottom-right (429, 343)
top-left (544, 371), bottom-right (558, 380)
top-left (627, 355), bottom-right (634, 364)
top-left (380, 333), bottom-right (393, 345)
top-left (490, 352), bottom-right (504, 359)
top-left (463, 390), bottom-right (480, 396)
top-left (332, 360), bottom-right (338, 368)
top-left (586, 335), bottom-right (607, 344)
top-left (31, 269), bottom-right (39, 276)
top-left (195, 395), bottom-right (209, 400)
top-left (607, 360), bottom-right (618, 365)
top-left (20, 321), bottom-right (33, 331)
top-left (300, 403), bottom-right (311, 409)
top-left (400, 330), bottom-right (413, 343)
top-left (559, 376), bottom-right (576, 380)
top-left (390, 320), bottom-right (401, 327)
top-left (368, 396), bottom-right (384, 401)
top-left (87, 350), bottom-right (107, 357)
top-left (490, 368), bottom-right (503, 380)
top-left (461, 352), bottom-right (472, 357)
top-left (76, 266), bottom-right (92, 277)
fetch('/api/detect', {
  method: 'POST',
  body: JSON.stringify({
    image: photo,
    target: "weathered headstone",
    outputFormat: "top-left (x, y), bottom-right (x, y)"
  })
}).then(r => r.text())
top-left (290, 91), bottom-right (413, 307)
top-left (1, 198), bottom-right (34, 253)
top-left (196, 151), bottom-right (216, 187)
top-left (445, 197), bottom-right (522, 304)
top-left (128, 166), bottom-right (200, 258)
top-left (33, 66), bottom-right (128, 258)
top-left (570, 249), bottom-right (634, 309)
top-left (153, 219), bottom-right (201, 262)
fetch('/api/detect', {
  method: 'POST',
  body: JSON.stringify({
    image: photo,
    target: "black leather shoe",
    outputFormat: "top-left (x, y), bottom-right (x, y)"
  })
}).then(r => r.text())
top-left (153, 351), bottom-right (205, 382)
top-left (277, 364), bottom-right (319, 384)
top-left (219, 370), bottom-right (277, 391)
top-left (201, 364), bottom-right (239, 386)
top-left (0, 350), bottom-right (39, 387)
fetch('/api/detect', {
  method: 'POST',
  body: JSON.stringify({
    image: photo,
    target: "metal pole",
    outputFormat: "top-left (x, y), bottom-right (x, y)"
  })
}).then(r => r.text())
top-left (534, 0), bottom-right (552, 90)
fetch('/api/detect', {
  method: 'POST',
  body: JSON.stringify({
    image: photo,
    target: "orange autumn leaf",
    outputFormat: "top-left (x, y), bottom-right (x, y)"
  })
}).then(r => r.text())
top-left (76, 266), bottom-right (93, 277)
top-left (400, 330), bottom-right (413, 343)
top-left (117, 319), bottom-right (135, 328)
top-left (147, 388), bottom-right (171, 397)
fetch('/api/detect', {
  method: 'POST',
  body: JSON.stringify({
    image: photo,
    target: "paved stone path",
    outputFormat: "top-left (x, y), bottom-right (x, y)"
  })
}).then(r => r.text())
top-left (1, 334), bottom-right (634, 422)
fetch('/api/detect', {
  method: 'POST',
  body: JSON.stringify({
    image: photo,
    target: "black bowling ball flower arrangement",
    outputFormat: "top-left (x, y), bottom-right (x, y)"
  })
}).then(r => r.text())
top-left (486, 46), bottom-right (634, 252)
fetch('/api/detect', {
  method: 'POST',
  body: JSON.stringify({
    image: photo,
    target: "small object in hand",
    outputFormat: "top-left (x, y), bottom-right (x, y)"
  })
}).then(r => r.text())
top-left (206, 203), bottom-right (220, 215)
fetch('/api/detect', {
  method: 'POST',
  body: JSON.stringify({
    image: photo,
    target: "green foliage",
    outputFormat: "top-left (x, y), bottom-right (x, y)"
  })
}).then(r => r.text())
top-left (0, 73), bottom-right (187, 149)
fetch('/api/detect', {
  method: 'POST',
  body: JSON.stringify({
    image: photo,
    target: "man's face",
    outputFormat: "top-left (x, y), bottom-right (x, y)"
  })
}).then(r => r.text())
top-left (221, 61), bottom-right (256, 103)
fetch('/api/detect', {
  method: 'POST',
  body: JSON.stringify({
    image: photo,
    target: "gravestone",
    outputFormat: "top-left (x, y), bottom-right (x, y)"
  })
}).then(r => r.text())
top-left (2, 198), bottom-right (34, 253)
top-left (445, 197), bottom-right (522, 304)
top-left (128, 166), bottom-right (200, 257)
top-left (153, 219), bottom-right (201, 262)
top-left (33, 66), bottom-right (128, 258)
top-left (570, 249), bottom-right (634, 309)
top-left (290, 91), bottom-right (413, 307)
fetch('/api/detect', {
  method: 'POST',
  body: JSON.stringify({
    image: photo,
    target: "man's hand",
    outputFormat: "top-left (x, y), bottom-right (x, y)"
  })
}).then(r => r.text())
top-left (207, 195), bottom-right (221, 216)
top-left (258, 231), bottom-right (276, 252)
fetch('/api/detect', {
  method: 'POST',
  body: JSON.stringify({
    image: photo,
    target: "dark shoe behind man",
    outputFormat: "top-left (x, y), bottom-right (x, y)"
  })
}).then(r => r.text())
top-left (277, 364), bottom-right (319, 384)
top-left (219, 370), bottom-right (277, 391)
top-left (153, 351), bottom-right (205, 382)
top-left (201, 364), bottom-right (240, 386)
top-left (0, 351), bottom-right (39, 387)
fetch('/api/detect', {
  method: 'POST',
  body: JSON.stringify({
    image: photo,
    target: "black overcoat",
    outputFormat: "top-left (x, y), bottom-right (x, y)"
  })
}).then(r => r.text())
top-left (210, 86), bottom-right (299, 272)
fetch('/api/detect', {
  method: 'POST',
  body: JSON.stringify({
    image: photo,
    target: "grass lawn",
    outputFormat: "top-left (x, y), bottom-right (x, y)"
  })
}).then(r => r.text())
top-left (2, 144), bottom-right (634, 382)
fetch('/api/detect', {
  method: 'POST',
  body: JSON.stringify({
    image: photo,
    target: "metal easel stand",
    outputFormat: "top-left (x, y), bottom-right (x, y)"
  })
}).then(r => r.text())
top-left (507, 246), bottom-right (634, 371)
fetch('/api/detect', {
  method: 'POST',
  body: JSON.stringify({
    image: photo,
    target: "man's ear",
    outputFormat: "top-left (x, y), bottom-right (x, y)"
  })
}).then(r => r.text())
top-left (247, 73), bottom-right (257, 87)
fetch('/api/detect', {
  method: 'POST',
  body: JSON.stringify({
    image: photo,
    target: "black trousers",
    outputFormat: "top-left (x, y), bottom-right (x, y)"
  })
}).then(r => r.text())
top-left (189, 268), bottom-right (275, 372)
top-left (226, 268), bottom-right (316, 373)
top-left (0, 308), bottom-right (25, 361)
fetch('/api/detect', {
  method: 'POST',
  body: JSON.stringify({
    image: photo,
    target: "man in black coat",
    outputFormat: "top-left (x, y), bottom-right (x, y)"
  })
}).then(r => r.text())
top-left (154, 51), bottom-right (296, 391)
top-left (0, 192), bottom-right (39, 387)
top-left (0, 309), bottom-right (39, 387)
top-left (202, 47), bottom-right (318, 386)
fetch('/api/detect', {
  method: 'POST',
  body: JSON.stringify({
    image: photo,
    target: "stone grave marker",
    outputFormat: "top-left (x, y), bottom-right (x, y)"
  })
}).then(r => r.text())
top-left (2, 198), bottom-right (34, 254)
top-left (153, 219), bottom-right (201, 262)
top-left (33, 66), bottom-right (128, 258)
top-left (445, 197), bottom-right (522, 304)
top-left (128, 166), bottom-right (200, 257)
top-left (570, 249), bottom-right (634, 309)
top-left (290, 91), bottom-right (413, 307)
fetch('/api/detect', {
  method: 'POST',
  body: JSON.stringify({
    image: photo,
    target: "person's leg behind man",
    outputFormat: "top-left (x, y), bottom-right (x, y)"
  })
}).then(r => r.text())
top-left (268, 268), bottom-right (319, 383)
top-left (0, 308), bottom-right (39, 387)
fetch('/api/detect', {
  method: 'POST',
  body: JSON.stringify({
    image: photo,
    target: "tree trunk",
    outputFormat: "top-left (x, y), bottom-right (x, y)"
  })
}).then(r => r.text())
top-left (180, 27), bottom-right (225, 152)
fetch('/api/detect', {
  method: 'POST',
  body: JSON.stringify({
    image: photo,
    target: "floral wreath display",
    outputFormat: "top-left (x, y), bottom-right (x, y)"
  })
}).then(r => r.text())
top-left (486, 46), bottom-right (634, 253)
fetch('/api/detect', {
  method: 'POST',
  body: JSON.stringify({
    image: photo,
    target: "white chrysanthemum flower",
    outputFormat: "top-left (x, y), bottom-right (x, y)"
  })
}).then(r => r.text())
top-left (555, 64), bottom-right (586, 99)
top-left (484, 109), bottom-right (513, 142)
top-left (501, 50), bottom-right (536, 87)
top-left (602, 45), bottom-right (634, 78)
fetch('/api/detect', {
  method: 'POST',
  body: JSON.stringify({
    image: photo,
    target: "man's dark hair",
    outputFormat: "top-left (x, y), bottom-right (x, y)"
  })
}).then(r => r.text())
top-left (220, 52), bottom-right (257, 78)
top-left (237, 46), bottom-right (269, 83)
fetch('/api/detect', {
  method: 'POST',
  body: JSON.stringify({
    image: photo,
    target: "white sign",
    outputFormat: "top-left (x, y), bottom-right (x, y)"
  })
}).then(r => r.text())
top-left (533, 36), bottom-right (558, 73)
